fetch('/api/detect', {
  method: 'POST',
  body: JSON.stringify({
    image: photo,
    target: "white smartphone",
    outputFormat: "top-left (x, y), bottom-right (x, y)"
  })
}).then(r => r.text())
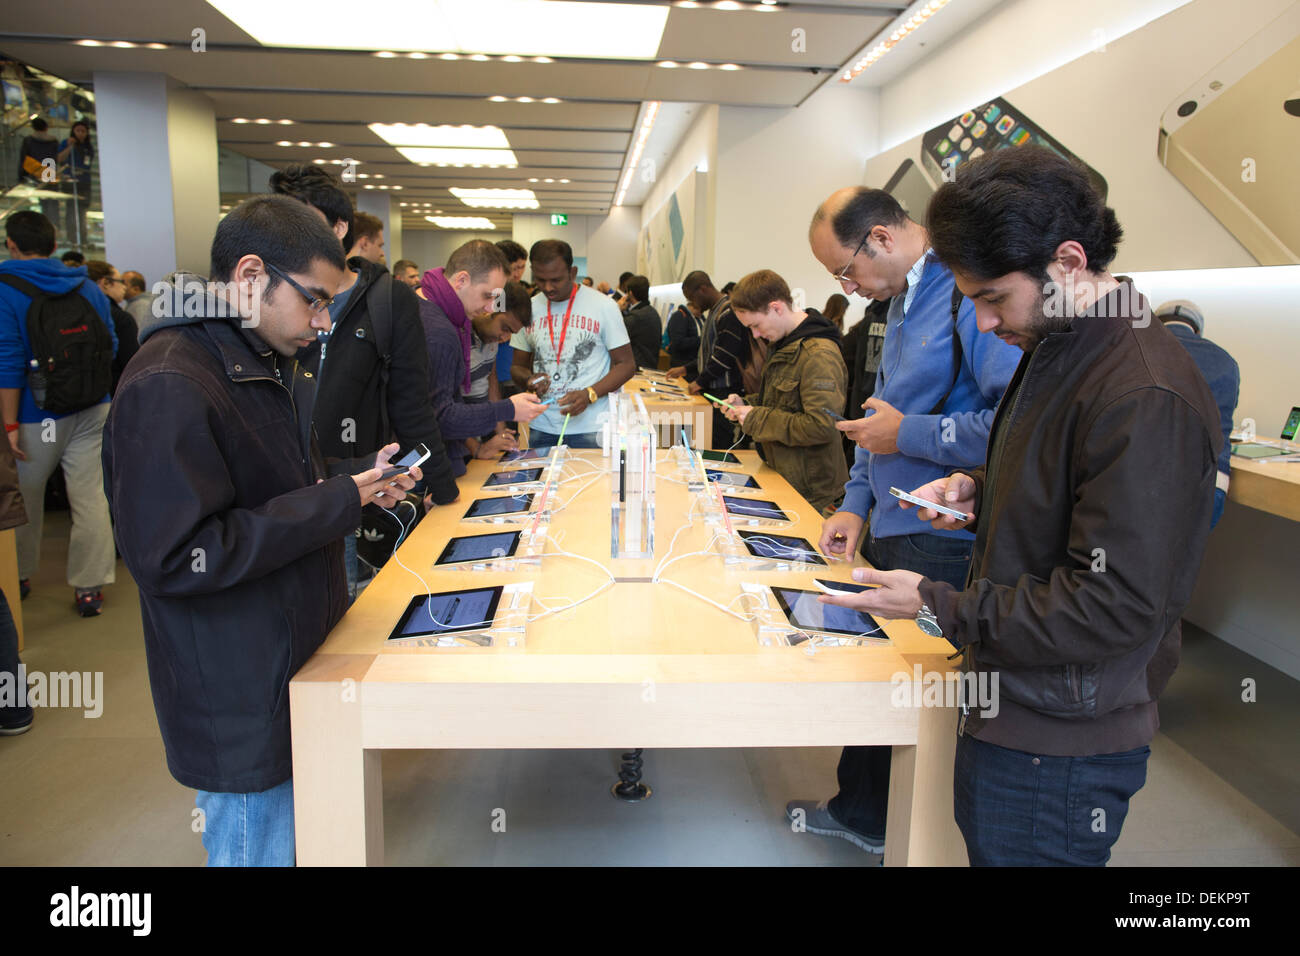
top-left (889, 486), bottom-right (970, 521)
top-left (381, 443), bottom-right (431, 480)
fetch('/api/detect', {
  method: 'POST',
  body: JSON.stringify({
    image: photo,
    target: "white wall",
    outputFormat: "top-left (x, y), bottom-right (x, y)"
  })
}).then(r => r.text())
top-left (877, 0), bottom-right (1193, 151)
top-left (641, 104), bottom-right (719, 278)
top-left (509, 210), bottom-right (639, 286)
top-left (399, 230), bottom-right (499, 274)
top-left (713, 84), bottom-right (880, 326)
top-left (166, 84), bottom-right (220, 277)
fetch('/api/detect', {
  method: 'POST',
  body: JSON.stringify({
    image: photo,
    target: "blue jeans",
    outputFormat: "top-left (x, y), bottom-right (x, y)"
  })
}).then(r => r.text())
top-left (954, 735), bottom-right (1150, 865)
top-left (828, 530), bottom-right (973, 841)
top-left (527, 428), bottom-right (601, 450)
top-left (0, 589), bottom-right (31, 728)
top-left (196, 778), bottom-right (296, 866)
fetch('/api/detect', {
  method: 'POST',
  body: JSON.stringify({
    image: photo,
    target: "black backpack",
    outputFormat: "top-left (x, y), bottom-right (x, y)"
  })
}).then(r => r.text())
top-left (0, 274), bottom-right (113, 414)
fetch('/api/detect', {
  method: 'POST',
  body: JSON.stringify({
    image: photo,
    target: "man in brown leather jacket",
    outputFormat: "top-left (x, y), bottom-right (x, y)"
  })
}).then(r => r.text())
top-left (823, 147), bottom-right (1222, 865)
top-left (0, 431), bottom-right (30, 734)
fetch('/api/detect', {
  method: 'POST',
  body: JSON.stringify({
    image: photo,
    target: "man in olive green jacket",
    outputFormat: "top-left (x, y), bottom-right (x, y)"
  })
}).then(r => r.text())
top-left (721, 269), bottom-right (848, 513)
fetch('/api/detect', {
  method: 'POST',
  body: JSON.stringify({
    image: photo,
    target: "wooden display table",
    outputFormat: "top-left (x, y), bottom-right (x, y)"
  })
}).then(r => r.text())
top-left (290, 451), bottom-right (965, 866)
top-left (622, 374), bottom-right (713, 449)
top-left (1229, 457), bottom-right (1300, 523)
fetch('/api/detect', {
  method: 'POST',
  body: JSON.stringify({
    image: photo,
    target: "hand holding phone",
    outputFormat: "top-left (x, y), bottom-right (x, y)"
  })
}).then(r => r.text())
top-left (893, 475), bottom-right (976, 529)
top-left (379, 442), bottom-right (431, 480)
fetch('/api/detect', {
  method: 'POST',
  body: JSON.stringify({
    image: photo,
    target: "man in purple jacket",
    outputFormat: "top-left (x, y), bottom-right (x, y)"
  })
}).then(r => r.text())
top-left (418, 240), bottom-right (545, 473)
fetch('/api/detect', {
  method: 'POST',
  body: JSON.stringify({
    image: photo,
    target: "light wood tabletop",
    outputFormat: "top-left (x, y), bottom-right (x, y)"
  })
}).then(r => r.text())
top-left (290, 449), bottom-right (966, 866)
top-left (622, 373), bottom-right (714, 449)
top-left (1229, 455), bottom-right (1300, 523)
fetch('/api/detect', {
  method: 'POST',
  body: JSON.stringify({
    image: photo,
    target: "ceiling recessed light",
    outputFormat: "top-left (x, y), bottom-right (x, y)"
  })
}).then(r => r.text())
top-left (489, 95), bottom-right (507, 102)
top-left (374, 174), bottom-right (384, 179)
top-left (76, 39), bottom-right (102, 47)
top-left (656, 60), bottom-right (679, 69)
top-left (687, 61), bottom-right (710, 70)
top-left (439, 52), bottom-right (460, 60)
top-left (276, 140), bottom-right (292, 146)
top-left (533, 56), bottom-right (553, 63)
top-left (714, 1), bottom-right (742, 9)
top-left (544, 178), bottom-right (554, 183)
top-left (255, 118), bottom-right (272, 124)
top-left (718, 63), bottom-right (741, 71)
top-left (528, 178), bottom-right (539, 183)
top-left (406, 51), bottom-right (428, 59)
top-left (542, 97), bottom-right (561, 104)
top-left (276, 119), bottom-right (294, 125)
top-left (312, 158), bottom-right (325, 164)
top-left (503, 55), bottom-right (522, 62)
top-left (145, 41), bottom-right (169, 48)
top-left (560, 178), bottom-right (570, 183)
top-left (469, 54), bottom-right (489, 62)
top-left (231, 117), bottom-right (249, 123)
top-left (515, 96), bottom-right (534, 103)
top-left (374, 50), bottom-right (397, 58)
top-left (318, 142), bottom-right (334, 148)
top-left (297, 141), bottom-right (311, 147)
top-left (111, 40), bottom-right (137, 48)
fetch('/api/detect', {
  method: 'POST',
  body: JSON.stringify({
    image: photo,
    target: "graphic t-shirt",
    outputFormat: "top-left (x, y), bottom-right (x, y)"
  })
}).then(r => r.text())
top-left (510, 283), bottom-right (629, 435)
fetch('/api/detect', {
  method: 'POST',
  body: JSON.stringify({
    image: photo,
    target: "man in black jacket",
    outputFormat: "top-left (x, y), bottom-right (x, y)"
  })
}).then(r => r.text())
top-left (103, 197), bottom-right (421, 866)
top-left (270, 164), bottom-right (459, 598)
top-left (824, 147), bottom-right (1222, 865)
top-left (621, 274), bottom-right (662, 370)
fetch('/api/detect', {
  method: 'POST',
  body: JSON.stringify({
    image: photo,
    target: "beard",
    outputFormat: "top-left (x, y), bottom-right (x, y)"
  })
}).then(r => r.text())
top-left (1017, 284), bottom-right (1074, 351)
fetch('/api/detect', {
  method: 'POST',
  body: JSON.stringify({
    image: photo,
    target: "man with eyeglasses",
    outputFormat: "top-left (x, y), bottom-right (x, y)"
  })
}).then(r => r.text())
top-left (783, 187), bottom-right (1020, 856)
top-left (104, 196), bottom-right (422, 866)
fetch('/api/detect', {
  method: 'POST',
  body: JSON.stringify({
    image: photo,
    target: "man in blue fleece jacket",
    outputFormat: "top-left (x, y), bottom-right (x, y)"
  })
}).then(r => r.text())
top-left (784, 187), bottom-right (1020, 854)
top-left (0, 211), bottom-right (118, 616)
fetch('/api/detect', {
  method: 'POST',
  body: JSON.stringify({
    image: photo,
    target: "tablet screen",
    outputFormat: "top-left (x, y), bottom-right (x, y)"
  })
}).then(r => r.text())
top-left (739, 531), bottom-right (826, 565)
top-left (771, 587), bottom-right (882, 638)
top-left (707, 469), bottom-right (758, 489)
top-left (701, 450), bottom-right (741, 464)
top-left (435, 531), bottom-right (522, 566)
top-left (502, 447), bottom-right (550, 463)
top-left (388, 587), bottom-right (503, 640)
top-left (484, 468), bottom-right (544, 487)
top-left (1231, 443), bottom-right (1287, 459)
top-left (723, 496), bottom-right (788, 521)
top-left (464, 494), bottom-right (534, 518)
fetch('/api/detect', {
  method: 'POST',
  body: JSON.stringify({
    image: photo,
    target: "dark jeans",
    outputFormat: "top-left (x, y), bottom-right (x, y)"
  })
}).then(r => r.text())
top-left (0, 589), bottom-right (31, 727)
top-left (828, 530), bottom-right (972, 841)
top-left (527, 428), bottom-right (601, 450)
top-left (954, 734), bottom-right (1149, 865)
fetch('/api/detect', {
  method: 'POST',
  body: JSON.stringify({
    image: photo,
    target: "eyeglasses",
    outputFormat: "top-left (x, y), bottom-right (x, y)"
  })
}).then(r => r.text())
top-left (832, 229), bottom-right (873, 283)
top-left (264, 262), bottom-right (333, 314)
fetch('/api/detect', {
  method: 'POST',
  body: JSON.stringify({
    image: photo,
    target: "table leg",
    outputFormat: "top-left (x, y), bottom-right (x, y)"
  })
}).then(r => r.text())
top-left (290, 655), bottom-right (384, 866)
top-left (883, 703), bottom-right (967, 866)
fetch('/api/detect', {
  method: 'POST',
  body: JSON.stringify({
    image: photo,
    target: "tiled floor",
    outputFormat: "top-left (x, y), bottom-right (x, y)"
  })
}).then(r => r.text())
top-left (2, 512), bottom-right (1296, 866)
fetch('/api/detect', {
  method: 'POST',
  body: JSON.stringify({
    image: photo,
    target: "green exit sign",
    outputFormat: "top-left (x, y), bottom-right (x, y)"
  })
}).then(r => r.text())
top-left (550, 213), bottom-right (568, 226)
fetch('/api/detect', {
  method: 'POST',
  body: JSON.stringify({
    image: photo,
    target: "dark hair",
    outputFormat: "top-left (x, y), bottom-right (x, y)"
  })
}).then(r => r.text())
top-left (927, 146), bottom-right (1123, 281)
top-left (446, 239), bottom-right (509, 283)
top-left (393, 258), bottom-right (419, 274)
top-left (61, 250), bottom-right (85, 267)
top-left (618, 271), bottom-right (634, 286)
top-left (681, 270), bottom-right (713, 296)
top-left (495, 239), bottom-right (527, 264)
top-left (627, 274), bottom-right (650, 303)
top-left (69, 120), bottom-right (94, 158)
top-left (351, 211), bottom-right (383, 243)
top-left (501, 279), bottom-right (533, 327)
top-left (123, 271), bottom-right (146, 294)
top-left (720, 281), bottom-right (736, 296)
top-left (210, 195), bottom-right (346, 288)
top-left (822, 293), bottom-right (849, 327)
top-left (811, 187), bottom-right (907, 249)
top-left (731, 269), bottom-right (792, 313)
top-left (5, 211), bottom-right (56, 256)
top-left (85, 260), bottom-right (116, 284)
top-left (31, 118), bottom-right (48, 132)
top-left (267, 164), bottom-right (354, 251)
top-left (529, 238), bottom-right (573, 269)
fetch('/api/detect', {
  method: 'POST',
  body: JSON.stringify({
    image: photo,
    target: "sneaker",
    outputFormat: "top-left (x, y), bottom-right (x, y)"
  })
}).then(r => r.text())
top-left (19, 578), bottom-right (30, 600)
top-left (0, 708), bottom-right (34, 736)
top-left (785, 799), bottom-right (885, 854)
top-left (74, 589), bottom-right (104, 617)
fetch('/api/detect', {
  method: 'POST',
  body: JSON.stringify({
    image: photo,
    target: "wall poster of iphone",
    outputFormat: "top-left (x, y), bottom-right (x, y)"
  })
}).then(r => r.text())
top-left (1156, 3), bottom-right (1300, 265)
top-left (920, 96), bottom-right (1108, 200)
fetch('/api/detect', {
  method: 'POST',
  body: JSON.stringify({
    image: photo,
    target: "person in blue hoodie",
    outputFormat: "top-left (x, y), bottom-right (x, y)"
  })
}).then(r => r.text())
top-left (783, 187), bottom-right (1021, 855)
top-left (0, 211), bottom-right (118, 616)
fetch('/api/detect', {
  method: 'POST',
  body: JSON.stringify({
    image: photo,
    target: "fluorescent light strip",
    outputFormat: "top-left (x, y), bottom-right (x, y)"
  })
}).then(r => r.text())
top-left (615, 100), bottom-right (661, 206)
top-left (839, 0), bottom-right (952, 83)
top-left (426, 216), bottom-right (497, 229)
top-left (450, 187), bottom-right (539, 209)
top-left (207, 0), bottom-right (669, 60)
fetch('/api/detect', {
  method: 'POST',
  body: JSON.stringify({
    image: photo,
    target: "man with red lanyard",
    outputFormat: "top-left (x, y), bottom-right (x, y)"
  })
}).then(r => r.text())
top-left (510, 239), bottom-right (634, 449)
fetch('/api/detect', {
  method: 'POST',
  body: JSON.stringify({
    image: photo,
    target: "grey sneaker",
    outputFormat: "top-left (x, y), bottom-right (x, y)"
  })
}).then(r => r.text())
top-left (785, 799), bottom-right (885, 854)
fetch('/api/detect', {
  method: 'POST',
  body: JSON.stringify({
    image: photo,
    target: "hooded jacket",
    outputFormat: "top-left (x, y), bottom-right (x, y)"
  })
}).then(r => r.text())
top-left (0, 257), bottom-right (118, 423)
top-left (104, 282), bottom-right (363, 792)
top-left (623, 300), bottom-right (663, 370)
top-left (296, 257), bottom-right (459, 504)
top-left (917, 281), bottom-right (1222, 757)
top-left (740, 308), bottom-right (848, 513)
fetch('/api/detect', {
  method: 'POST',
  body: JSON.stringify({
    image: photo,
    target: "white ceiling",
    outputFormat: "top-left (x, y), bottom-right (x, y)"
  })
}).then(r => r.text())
top-left (0, 0), bottom-right (934, 231)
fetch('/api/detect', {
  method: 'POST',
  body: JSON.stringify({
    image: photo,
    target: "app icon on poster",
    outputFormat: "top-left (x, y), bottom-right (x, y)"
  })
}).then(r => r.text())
top-left (969, 146), bottom-right (985, 159)
top-left (971, 120), bottom-right (988, 138)
top-left (983, 104), bottom-right (1001, 123)
top-left (959, 111), bottom-right (976, 128)
top-left (995, 115), bottom-right (1016, 136)
top-left (935, 139), bottom-right (952, 156)
top-left (1010, 128), bottom-right (1031, 146)
top-left (948, 124), bottom-right (963, 142)
top-left (960, 137), bottom-right (972, 151)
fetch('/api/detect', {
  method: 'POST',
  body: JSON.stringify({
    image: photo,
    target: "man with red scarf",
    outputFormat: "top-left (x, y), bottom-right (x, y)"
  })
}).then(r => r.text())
top-left (419, 240), bottom-right (546, 472)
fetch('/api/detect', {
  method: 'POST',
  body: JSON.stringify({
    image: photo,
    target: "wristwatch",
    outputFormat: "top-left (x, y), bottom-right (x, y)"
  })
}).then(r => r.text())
top-left (586, 386), bottom-right (599, 404)
top-left (915, 603), bottom-right (943, 637)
